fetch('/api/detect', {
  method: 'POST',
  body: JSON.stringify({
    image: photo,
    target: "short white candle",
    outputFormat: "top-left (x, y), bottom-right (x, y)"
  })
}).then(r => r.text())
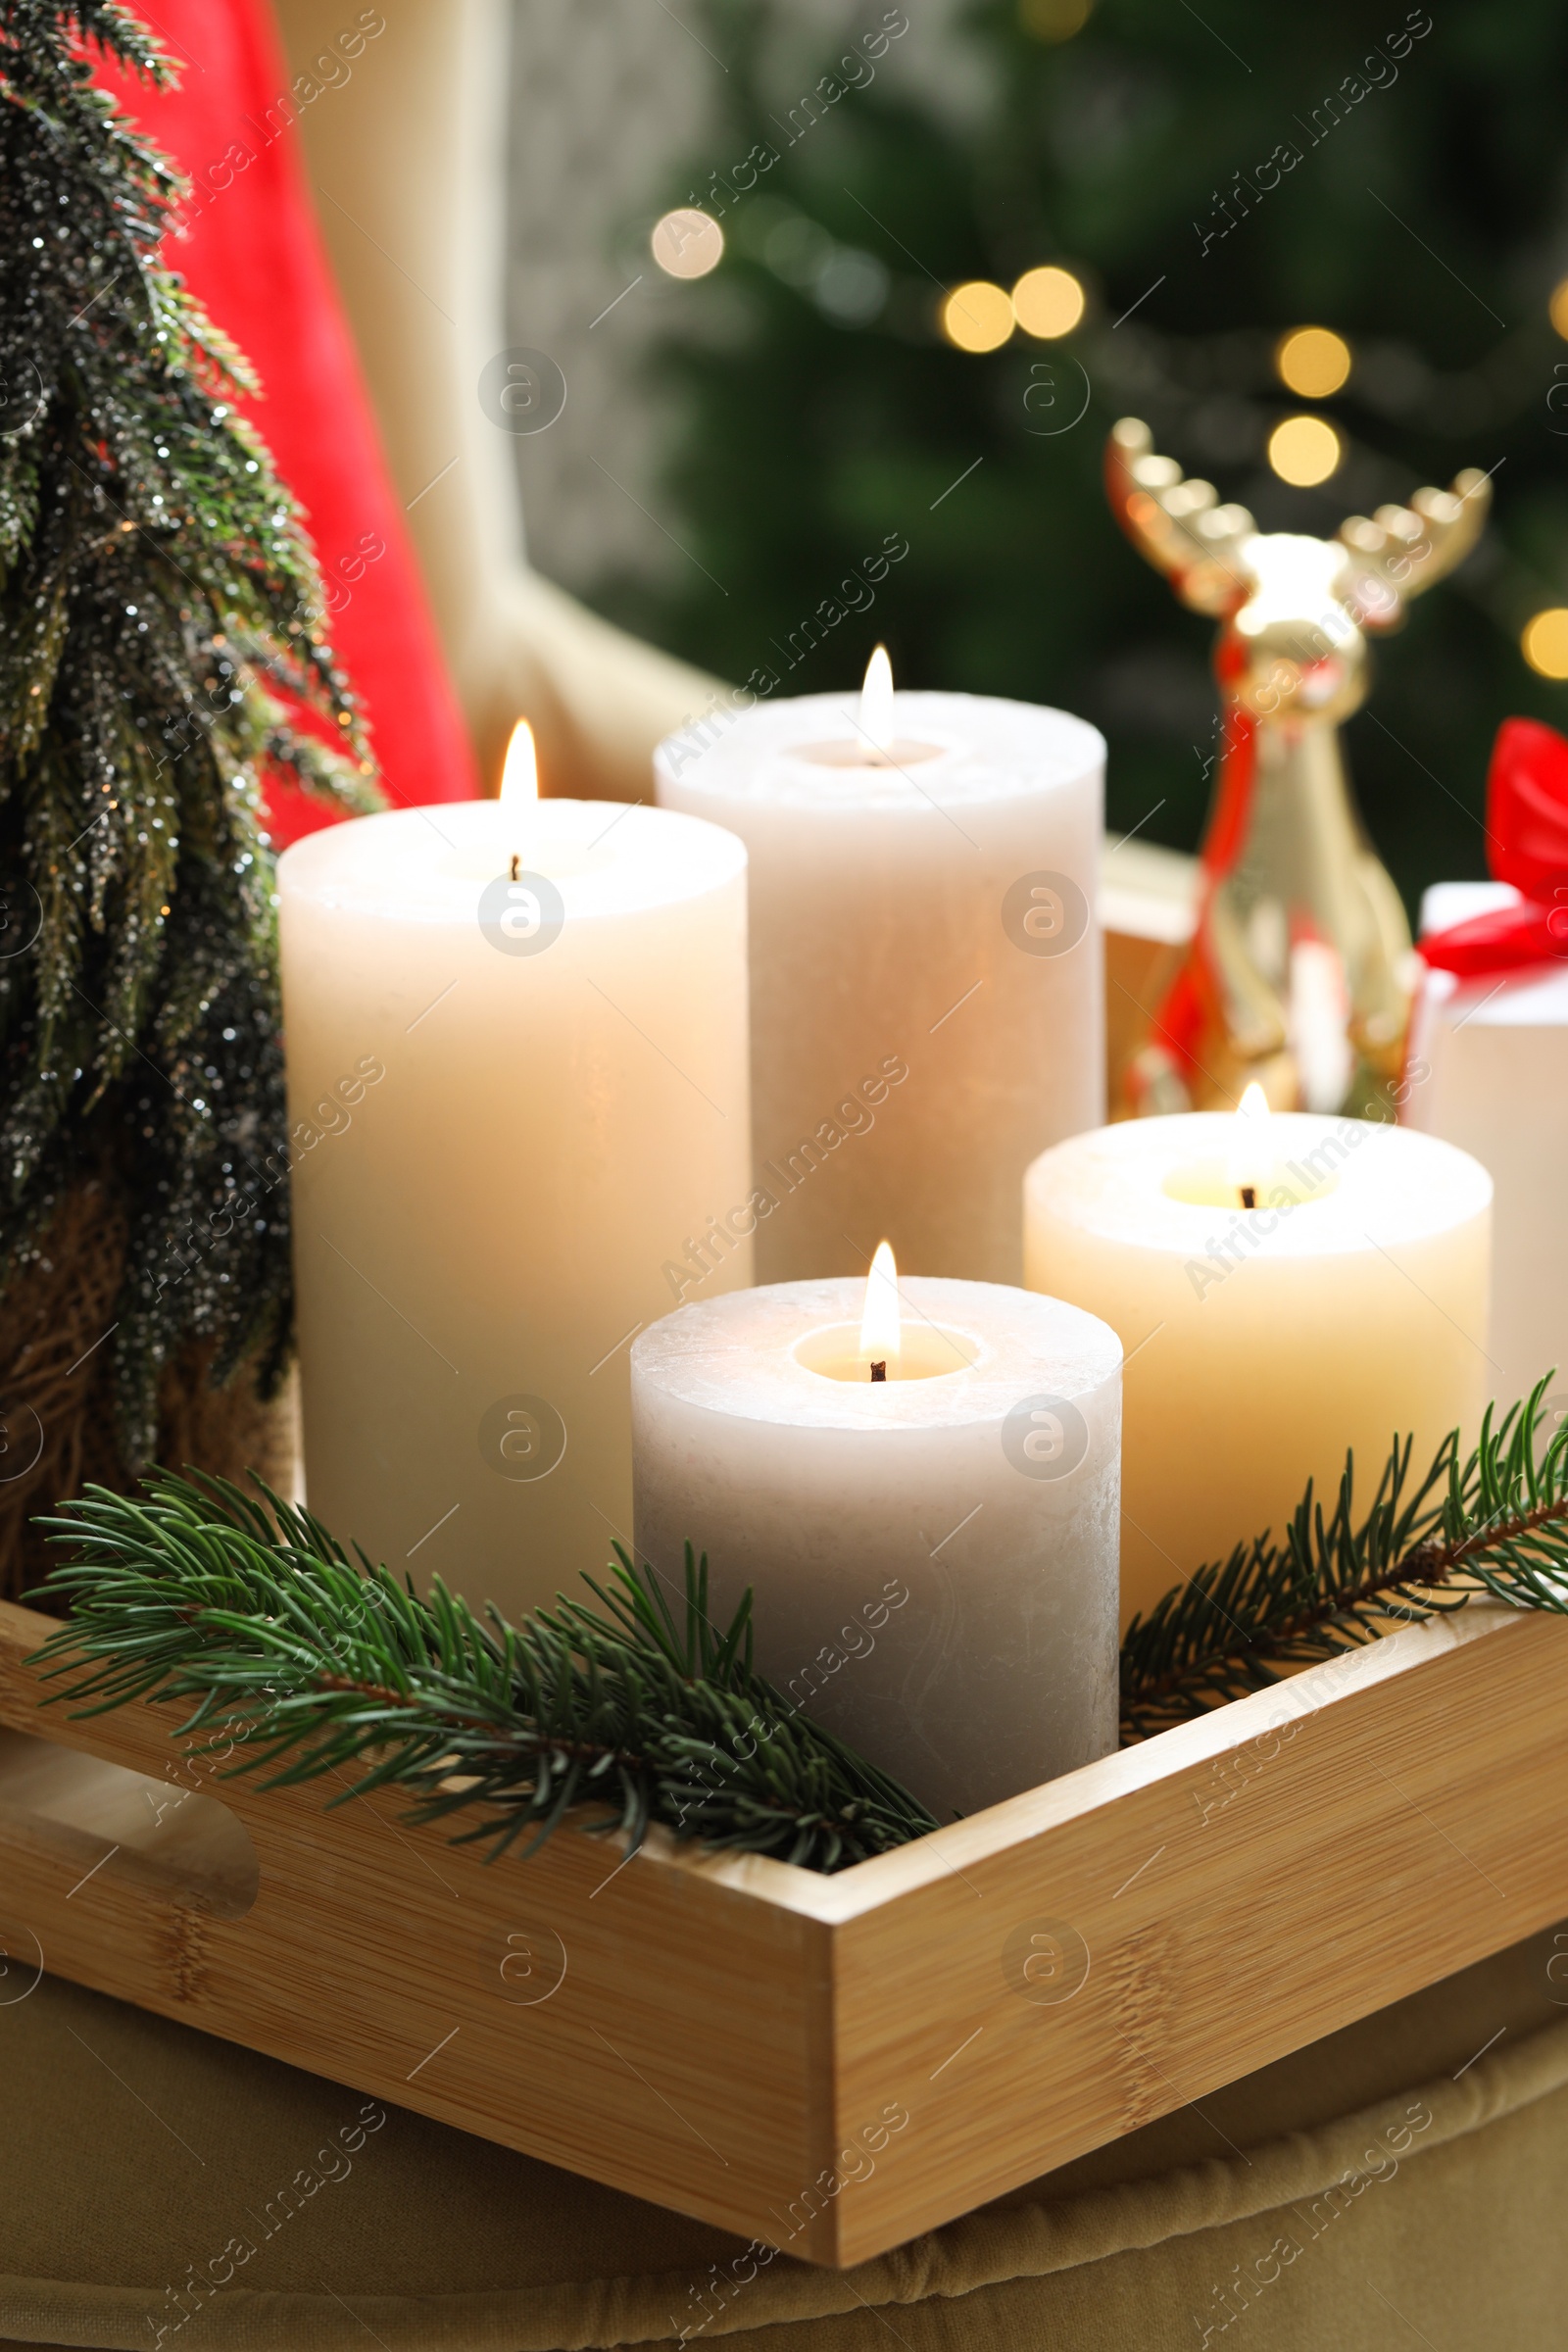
top-left (278, 726), bottom-right (752, 1619)
top-left (655, 656), bottom-right (1103, 1290)
top-left (1023, 1094), bottom-right (1494, 1631)
top-left (630, 1250), bottom-right (1122, 1822)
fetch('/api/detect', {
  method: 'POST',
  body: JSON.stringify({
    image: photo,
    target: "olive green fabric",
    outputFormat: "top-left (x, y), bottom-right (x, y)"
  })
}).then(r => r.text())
top-left (4, 1927), bottom-right (1567, 2349)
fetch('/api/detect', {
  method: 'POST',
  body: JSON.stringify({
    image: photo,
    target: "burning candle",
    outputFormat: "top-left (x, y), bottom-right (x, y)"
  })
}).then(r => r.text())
top-left (630, 1244), bottom-right (1122, 1821)
top-left (655, 652), bottom-right (1104, 1290)
top-left (859, 643), bottom-right (897, 760)
top-left (1023, 1099), bottom-right (1494, 1630)
top-left (277, 723), bottom-right (752, 1618)
top-left (862, 1238), bottom-right (898, 1380)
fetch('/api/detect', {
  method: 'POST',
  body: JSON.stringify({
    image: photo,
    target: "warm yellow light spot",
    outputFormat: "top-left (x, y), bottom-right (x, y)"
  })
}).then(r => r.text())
top-left (1011, 264), bottom-right (1085, 339)
top-left (1523, 609), bottom-right (1568, 680)
top-left (499, 718), bottom-right (538, 805)
top-left (859, 1241), bottom-right (901, 1371)
top-left (1267, 414), bottom-right (1342, 487)
top-left (942, 279), bottom-right (1014, 353)
top-left (1019, 0), bottom-right (1092, 37)
top-left (1550, 278), bottom-right (1568, 340)
top-left (860, 645), bottom-right (895, 757)
top-left (1275, 326), bottom-right (1351, 399)
top-left (651, 208), bottom-right (723, 280)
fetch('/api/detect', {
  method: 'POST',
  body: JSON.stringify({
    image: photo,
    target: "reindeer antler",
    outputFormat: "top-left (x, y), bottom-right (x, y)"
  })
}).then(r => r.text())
top-left (1105, 417), bottom-right (1256, 617)
top-left (1337, 468), bottom-right (1492, 630)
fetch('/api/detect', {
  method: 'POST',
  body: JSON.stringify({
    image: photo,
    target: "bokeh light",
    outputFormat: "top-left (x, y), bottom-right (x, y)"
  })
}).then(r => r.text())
top-left (652, 209), bottom-right (724, 280)
top-left (1019, 0), bottom-right (1093, 37)
top-left (1549, 278), bottom-right (1568, 340)
top-left (1012, 265), bottom-right (1085, 339)
top-left (1275, 325), bottom-right (1351, 398)
top-left (942, 280), bottom-right (1014, 353)
top-left (1267, 414), bottom-right (1342, 486)
top-left (1522, 609), bottom-right (1568, 678)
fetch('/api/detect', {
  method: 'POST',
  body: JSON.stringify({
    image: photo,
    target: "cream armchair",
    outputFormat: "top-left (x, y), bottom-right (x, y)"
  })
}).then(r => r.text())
top-left (271, 0), bottom-right (715, 798)
top-left (270, 0), bottom-right (1195, 1093)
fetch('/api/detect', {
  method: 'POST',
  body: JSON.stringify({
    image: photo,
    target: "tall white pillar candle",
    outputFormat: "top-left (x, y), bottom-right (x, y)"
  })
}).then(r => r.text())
top-left (1023, 1101), bottom-right (1493, 1632)
top-left (630, 1267), bottom-right (1122, 1822)
top-left (655, 670), bottom-right (1103, 1290)
top-left (278, 759), bottom-right (751, 1620)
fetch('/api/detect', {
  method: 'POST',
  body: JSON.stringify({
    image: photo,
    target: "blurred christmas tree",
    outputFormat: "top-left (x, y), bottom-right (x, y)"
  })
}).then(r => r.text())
top-left (0, 1), bottom-right (374, 1588)
top-left (605, 0), bottom-right (1568, 910)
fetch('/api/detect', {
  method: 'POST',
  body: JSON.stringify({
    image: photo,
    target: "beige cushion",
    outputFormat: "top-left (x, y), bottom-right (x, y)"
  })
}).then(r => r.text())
top-left (4, 1923), bottom-right (1567, 2348)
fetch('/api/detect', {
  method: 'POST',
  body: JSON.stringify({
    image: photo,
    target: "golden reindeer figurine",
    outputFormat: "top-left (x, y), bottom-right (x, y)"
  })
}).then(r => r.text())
top-left (1104, 416), bottom-right (1490, 1115)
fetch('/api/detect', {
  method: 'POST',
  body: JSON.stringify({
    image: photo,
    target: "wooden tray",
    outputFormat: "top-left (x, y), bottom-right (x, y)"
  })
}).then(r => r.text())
top-left (3, 1592), bottom-right (1565, 2269)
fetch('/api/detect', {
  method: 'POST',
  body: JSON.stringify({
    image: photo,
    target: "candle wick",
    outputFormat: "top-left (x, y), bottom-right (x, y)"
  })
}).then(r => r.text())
top-left (510, 852), bottom-right (520, 882)
top-left (870, 1360), bottom-right (887, 1383)
top-left (1241, 1186), bottom-right (1256, 1209)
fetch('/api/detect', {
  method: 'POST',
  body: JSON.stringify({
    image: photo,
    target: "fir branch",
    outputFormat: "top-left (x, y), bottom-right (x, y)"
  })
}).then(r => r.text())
top-left (33, 1472), bottom-right (939, 1873)
top-left (36, 1384), bottom-right (1568, 1866)
top-left (1120, 1374), bottom-right (1568, 1740)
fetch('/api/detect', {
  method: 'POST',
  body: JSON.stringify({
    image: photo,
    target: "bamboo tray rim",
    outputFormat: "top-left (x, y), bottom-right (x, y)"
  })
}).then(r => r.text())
top-left (789, 1598), bottom-right (1527, 1914)
top-left (0, 1592), bottom-right (1528, 1917)
top-left (1, 1591), bottom-right (1524, 1919)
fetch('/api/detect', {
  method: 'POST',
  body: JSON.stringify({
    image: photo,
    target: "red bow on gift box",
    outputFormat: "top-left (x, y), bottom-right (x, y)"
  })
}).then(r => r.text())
top-left (1418, 717), bottom-right (1568, 976)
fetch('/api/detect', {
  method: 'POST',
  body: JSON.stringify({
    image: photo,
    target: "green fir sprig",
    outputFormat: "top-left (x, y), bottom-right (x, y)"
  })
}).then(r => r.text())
top-left (29, 1378), bottom-right (1568, 1872)
top-left (1121, 1373), bottom-right (1568, 1740)
top-left (33, 1471), bottom-right (939, 1873)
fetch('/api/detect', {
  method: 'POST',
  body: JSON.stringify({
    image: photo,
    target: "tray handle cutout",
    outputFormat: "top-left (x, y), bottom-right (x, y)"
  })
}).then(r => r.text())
top-left (0, 1725), bottom-right (259, 1919)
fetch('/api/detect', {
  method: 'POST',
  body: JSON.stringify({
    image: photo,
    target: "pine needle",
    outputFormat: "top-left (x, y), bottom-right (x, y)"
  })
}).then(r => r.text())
top-left (32, 1472), bottom-right (939, 1873)
top-left (1121, 1373), bottom-right (1568, 1740)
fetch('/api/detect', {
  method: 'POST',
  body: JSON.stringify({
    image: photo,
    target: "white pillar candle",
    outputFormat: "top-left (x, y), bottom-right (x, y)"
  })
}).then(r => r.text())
top-left (630, 1255), bottom-right (1122, 1822)
top-left (278, 727), bottom-right (751, 1620)
top-left (1023, 1095), bottom-right (1493, 1632)
top-left (654, 658), bottom-right (1104, 1290)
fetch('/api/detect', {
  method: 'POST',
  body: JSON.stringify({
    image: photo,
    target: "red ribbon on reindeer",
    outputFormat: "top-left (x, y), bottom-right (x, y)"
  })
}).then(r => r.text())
top-left (1418, 718), bottom-right (1568, 977)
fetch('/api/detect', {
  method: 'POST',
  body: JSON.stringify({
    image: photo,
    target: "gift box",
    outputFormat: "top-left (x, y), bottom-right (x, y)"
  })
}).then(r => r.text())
top-left (1406, 882), bottom-right (1568, 1409)
top-left (1403, 719), bottom-right (1568, 1414)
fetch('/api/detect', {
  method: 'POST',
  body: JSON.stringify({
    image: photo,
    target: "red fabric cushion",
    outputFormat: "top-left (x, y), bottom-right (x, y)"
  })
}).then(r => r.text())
top-left (94, 0), bottom-right (477, 840)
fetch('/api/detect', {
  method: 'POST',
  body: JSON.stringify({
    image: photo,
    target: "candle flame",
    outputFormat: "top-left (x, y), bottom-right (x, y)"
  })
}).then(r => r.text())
top-left (859, 1239), bottom-right (901, 1371)
top-left (1227, 1080), bottom-right (1271, 1203)
top-left (860, 645), bottom-right (895, 760)
top-left (500, 719), bottom-right (539, 806)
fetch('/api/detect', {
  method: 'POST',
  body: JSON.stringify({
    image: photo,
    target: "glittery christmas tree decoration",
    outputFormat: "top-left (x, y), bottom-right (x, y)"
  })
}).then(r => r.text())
top-left (0, 2), bottom-right (377, 1588)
